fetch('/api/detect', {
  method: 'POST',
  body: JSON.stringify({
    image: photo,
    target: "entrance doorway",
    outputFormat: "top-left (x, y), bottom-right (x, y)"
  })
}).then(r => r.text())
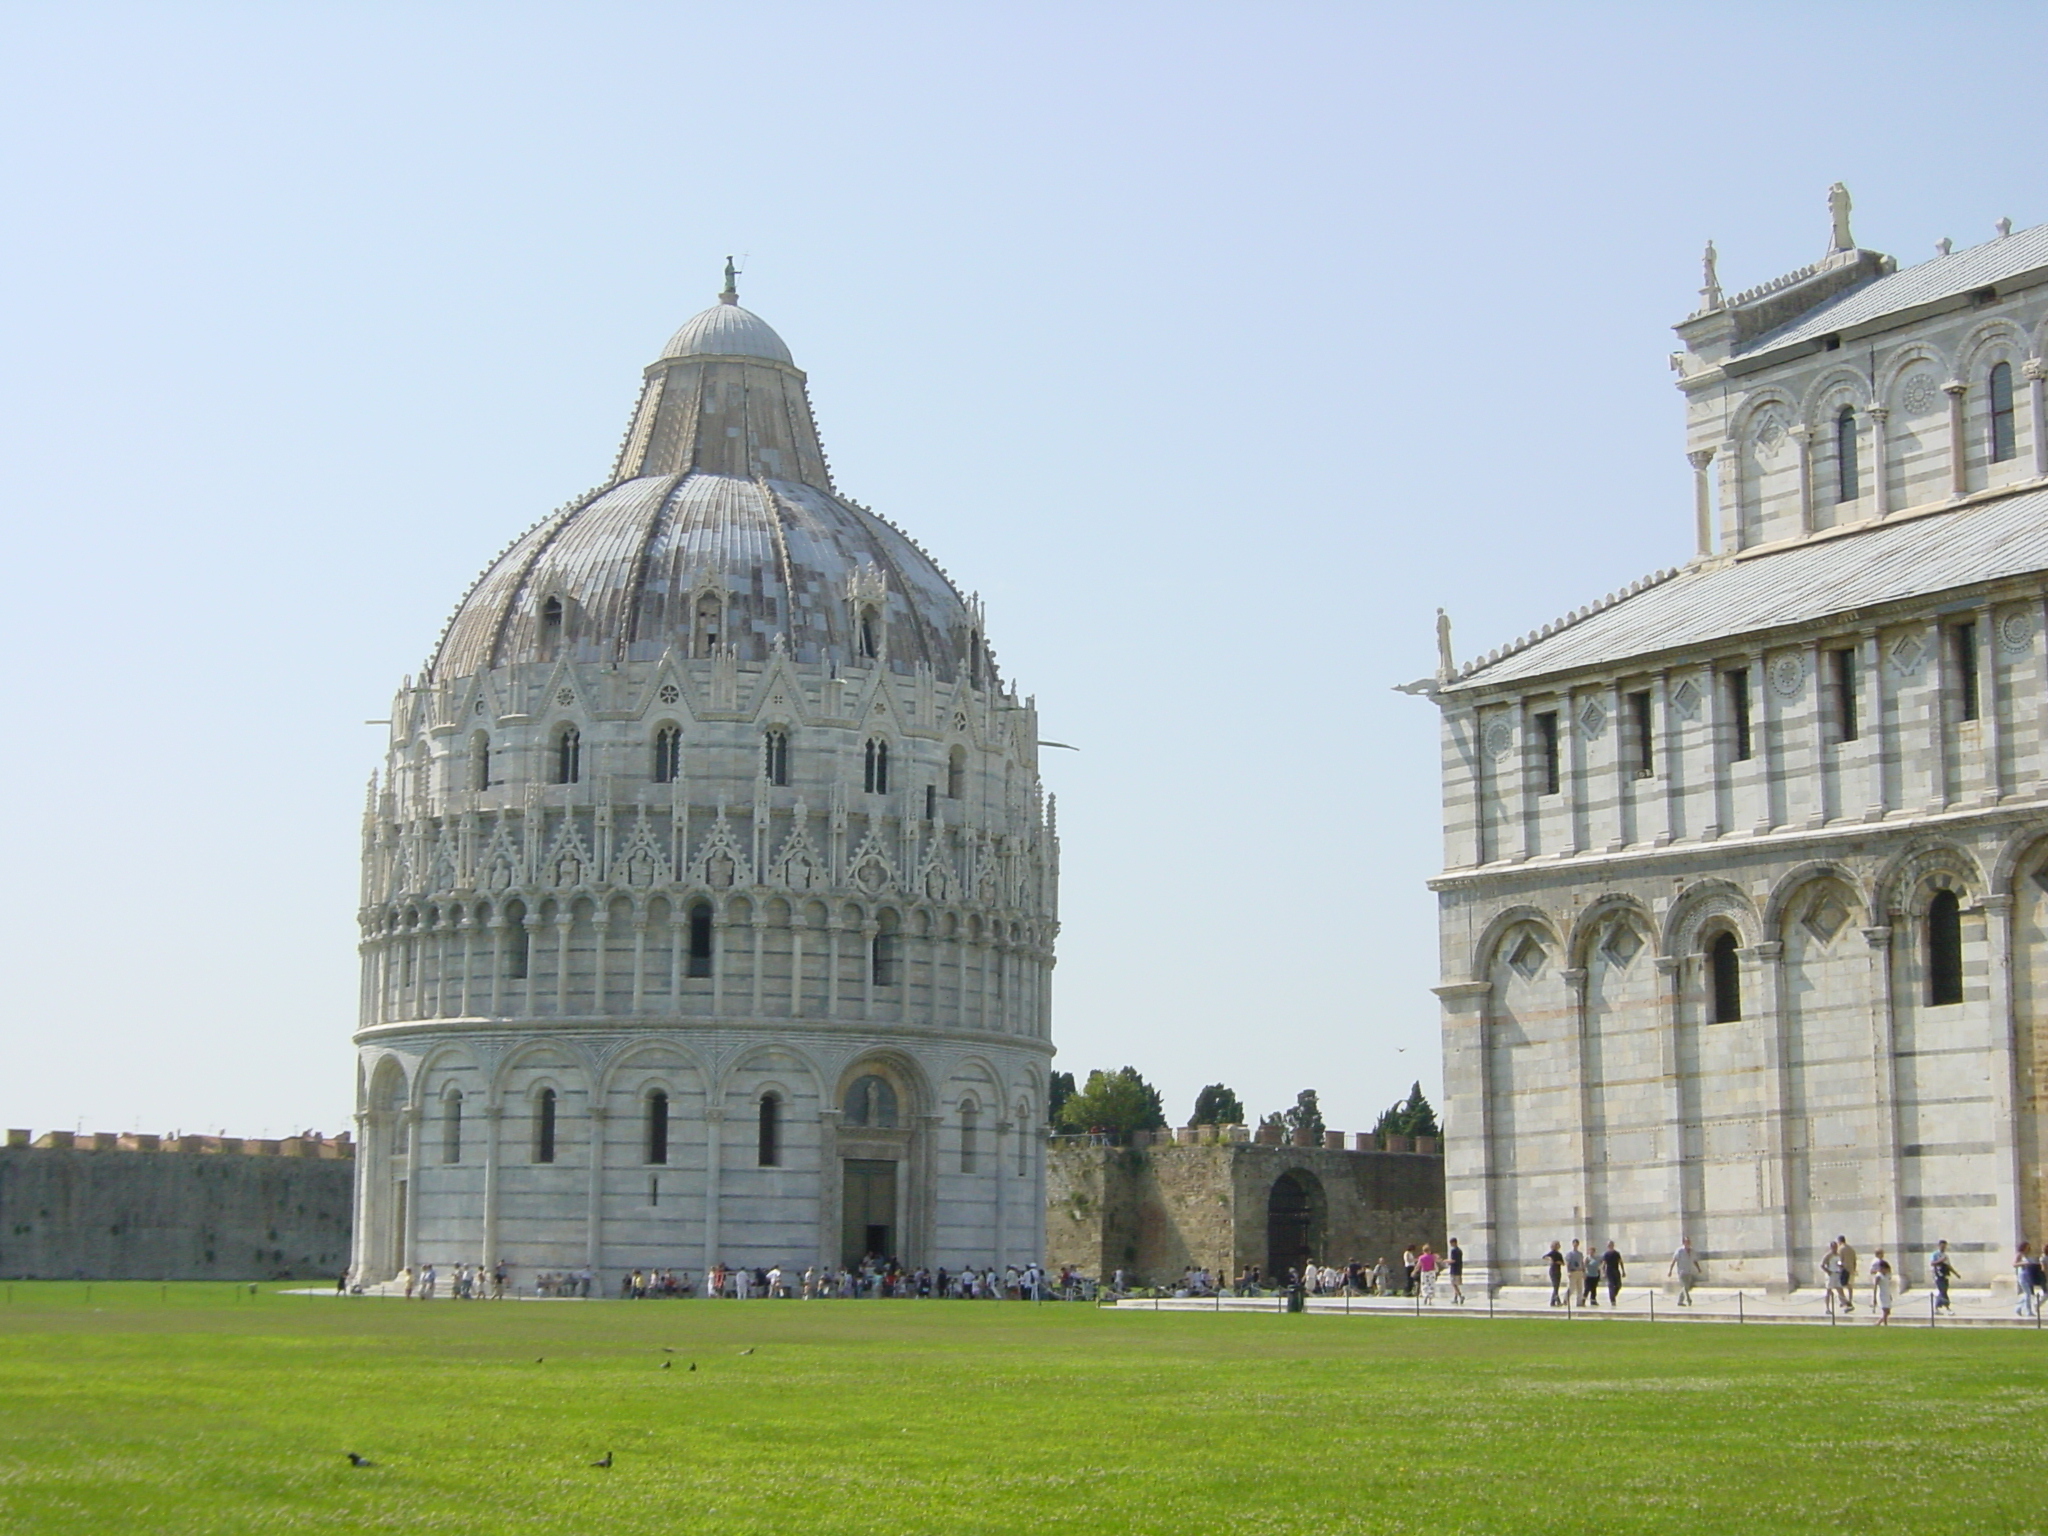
top-left (841, 1159), bottom-right (898, 1267)
top-left (1266, 1170), bottom-right (1325, 1280)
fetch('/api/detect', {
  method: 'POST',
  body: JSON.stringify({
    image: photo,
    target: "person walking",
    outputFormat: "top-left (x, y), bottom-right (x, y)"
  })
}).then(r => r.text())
top-left (1417, 1243), bottom-right (1439, 1305)
top-left (1869, 1250), bottom-right (1894, 1325)
top-left (2017, 1243), bottom-right (2044, 1318)
top-left (1667, 1237), bottom-right (1700, 1306)
top-left (1835, 1236), bottom-right (1858, 1313)
top-left (1564, 1240), bottom-right (1587, 1307)
top-left (1542, 1242), bottom-right (1565, 1306)
top-left (1820, 1239), bottom-right (1847, 1313)
top-left (1400, 1246), bottom-right (1417, 1297)
top-left (1929, 1241), bottom-right (1957, 1315)
top-left (1447, 1238), bottom-right (1465, 1304)
top-left (1601, 1242), bottom-right (1625, 1307)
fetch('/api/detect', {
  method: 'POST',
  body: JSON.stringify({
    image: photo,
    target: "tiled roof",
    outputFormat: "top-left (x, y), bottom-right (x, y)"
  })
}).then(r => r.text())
top-left (1445, 485), bottom-right (2048, 692)
top-left (1736, 224), bottom-right (2048, 359)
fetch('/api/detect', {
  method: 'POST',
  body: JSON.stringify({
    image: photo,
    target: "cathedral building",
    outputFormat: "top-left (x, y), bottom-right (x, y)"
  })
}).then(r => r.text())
top-left (1426, 192), bottom-right (2048, 1291)
top-left (352, 275), bottom-right (1058, 1282)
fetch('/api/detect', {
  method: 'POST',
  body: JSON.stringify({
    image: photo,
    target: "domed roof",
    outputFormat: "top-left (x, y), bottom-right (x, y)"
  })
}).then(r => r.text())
top-left (427, 289), bottom-right (988, 686)
top-left (660, 295), bottom-right (794, 364)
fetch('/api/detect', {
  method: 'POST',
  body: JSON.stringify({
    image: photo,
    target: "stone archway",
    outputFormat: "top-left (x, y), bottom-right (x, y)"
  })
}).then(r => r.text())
top-left (1266, 1169), bottom-right (1326, 1279)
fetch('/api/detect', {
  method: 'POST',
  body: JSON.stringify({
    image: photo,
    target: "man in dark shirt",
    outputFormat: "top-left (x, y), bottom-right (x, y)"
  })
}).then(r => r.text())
top-left (1601, 1242), bottom-right (1626, 1306)
top-left (1541, 1242), bottom-right (1565, 1306)
top-left (1447, 1238), bottom-right (1465, 1304)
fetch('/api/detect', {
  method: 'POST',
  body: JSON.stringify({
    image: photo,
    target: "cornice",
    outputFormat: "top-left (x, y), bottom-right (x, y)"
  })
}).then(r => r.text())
top-left (352, 1015), bottom-right (1056, 1059)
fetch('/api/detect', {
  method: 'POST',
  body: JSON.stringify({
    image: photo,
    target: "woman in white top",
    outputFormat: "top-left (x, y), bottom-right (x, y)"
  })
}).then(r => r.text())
top-left (1869, 1250), bottom-right (1894, 1325)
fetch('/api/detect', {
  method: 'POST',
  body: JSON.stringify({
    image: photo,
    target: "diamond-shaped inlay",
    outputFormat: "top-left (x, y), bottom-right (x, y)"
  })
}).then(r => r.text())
top-left (1507, 934), bottom-right (1546, 979)
top-left (1889, 632), bottom-right (1926, 676)
top-left (1601, 923), bottom-right (1642, 967)
top-left (1804, 895), bottom-right (1851, 945)
top-left (1671, 677), bottom-right (1701, 721)
top-left (1578, 699), bottom-right (1607, 739)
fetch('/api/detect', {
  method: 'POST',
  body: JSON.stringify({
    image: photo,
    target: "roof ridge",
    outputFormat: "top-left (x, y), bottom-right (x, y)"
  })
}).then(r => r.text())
top-left (1454, 565), bottom-right (1684, 682)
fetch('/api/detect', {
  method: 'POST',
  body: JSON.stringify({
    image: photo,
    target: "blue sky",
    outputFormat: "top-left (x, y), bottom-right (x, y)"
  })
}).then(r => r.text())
top-left (0, 1), bottom-right (2038, 1138)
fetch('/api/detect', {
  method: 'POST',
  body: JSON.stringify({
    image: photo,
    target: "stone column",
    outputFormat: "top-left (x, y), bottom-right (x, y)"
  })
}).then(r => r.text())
top-left (479, 1103), bottom-right (503, 1273)
top-left (400, 1106), bottom-right (422, 1270)
top-left (553, 913), bottom-right (572, 1017)
top-left (2025, 360), bottom-right (2047, 478)
top-left (1602, 679), bottom-right (1626, 854)
top-left (1982, 892), bottom-right (2024, 1254)
top-left (350, 1109), bottom-right (372, 1282)
top-left (993, 1116), bottom-right (1011, 1267)
top-left (1714, 440), bottom-right (1740, 551)
top-left (1654, 955), bottom-right (1689, 1255)
top-left (1977, 602), bottom-right (2002, 805)
top-left (1744, 651), bottom-right (1771, 837)
top-left (592, 909), bottom-right (610, 1013)
top-left (711, 917), bottom-right (729, 1016)
top-left (630, 917), bottom-right (648, 1015)
top-left (1651, 669), bottom-right (1675, 846)
top-left (750, 918), bottom-right (765, 1017)
top-left (1863, 924), bottom-right (1906, 1258)
top-left (816, 1108), bottom-right (843, 1268)
top-left (1750, 940), bottom-right (1796, 1292)
top-left (1946, 379), bottom-right (1970, 498)
top-left (1563, 965), bottom-right (1595, 1240)
top-left (1870, 406), bottom-right (1892, 516)
top-left (860, 921), bottom-right (879, 1021)
top-left (1859, 628), bottom-right (1886, 822)
top-left (1806, 639), bottom-right (1830, 829)
top-left (1433, 980), bottom-right (1494, 1284)
top-left (701, 1106), bottom-right (724, 1274)
top-left (585, 1104), bottom-right (608, 1269)
top-left (1790, 425), bottom-right (1814, 535)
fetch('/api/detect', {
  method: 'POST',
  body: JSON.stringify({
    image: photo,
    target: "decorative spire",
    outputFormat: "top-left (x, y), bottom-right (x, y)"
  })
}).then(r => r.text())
top-left (720, 255), bottom-right (740, 305)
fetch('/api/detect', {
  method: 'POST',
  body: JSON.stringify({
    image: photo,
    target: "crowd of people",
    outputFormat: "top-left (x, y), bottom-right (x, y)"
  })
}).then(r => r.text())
top-left (381, 1257), bottom-right (1088, 1301)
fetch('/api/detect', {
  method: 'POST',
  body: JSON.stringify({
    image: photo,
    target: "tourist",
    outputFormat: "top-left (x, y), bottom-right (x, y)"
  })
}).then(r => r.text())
top-left (399, 1265), bottom-right (415, 1300)
top-left (420, 1262), bottom-right (437, 1300)
top-left (2016, 1244), bottom-right (2042, 1317)
top-left (1820, 1239), bottom-right (1847, 1313)
top-left (1446, 1238), bottom-right (1464, 1304)
top-left (1564, 1240), bottom-right (1587, 1307)
top-left (1416, 1243), bottom-right (1439, 1304)
top-left (1835, 1236), bottom-right (1858, 1313)
top-left (1668, 1237), bottom-right (1700, 1306)
top-left (1600, 1242), bottom-right (1625, 1306)
top-left (1928, 1241), bottom-right (1958, 1315)
top-left (1869, 1250), bottom-right (1894, 1325)
top-left (1540, 1242), bottom-right (1564, 1306)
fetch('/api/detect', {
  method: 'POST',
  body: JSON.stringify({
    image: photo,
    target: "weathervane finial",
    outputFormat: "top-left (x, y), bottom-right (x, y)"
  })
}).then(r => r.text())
top-left (721, 255), bottom-right (740, 304)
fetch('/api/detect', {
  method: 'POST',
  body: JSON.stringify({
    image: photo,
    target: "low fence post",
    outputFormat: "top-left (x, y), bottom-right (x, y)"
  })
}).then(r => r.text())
top-left (1737, 1291), bottom-right (1744, 1324)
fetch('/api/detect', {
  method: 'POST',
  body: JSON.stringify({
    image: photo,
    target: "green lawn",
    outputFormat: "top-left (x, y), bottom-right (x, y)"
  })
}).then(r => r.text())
top-left (0, 1283), bottom-right (2042, 1535)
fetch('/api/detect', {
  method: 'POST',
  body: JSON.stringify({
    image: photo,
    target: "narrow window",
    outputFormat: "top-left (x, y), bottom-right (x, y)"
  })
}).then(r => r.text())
top-left (1709, 932), bottom-right (1742, 1023)
top-left (646, 1090), bottom-right (669, 1165)
top-left (686, 903), bottom-right (713, 979)
top-left (1830, 649), bottom-right (1859, 742)
top-left (872, 931), bottom-right (899, 986)
top-left (763, 729), bottom-right (789, 786)
top-left (1954, 622), bottom-right (1981, 722)
top-left (757, 1093), bottom-right (781, 1167)
top-left (653, 725), bottom-right (682, 783)
top-left (1535, 711), bottom-right (1560, 796)
top-left (443, 1092), bottom-right (463, 1164)
top-left (1726, 668), bottom-right (1753, 762)
top-left (1927, 889), bottom-right (1963, 1006)
top-left (857, 607), bottom-right (880, 660)
top-left (506, 905), bottom-right (530, 980)
top-left (864, 738), bottom-right (889, 794)
top-left (535, 1088), bottom-right (557, 1164)
top-left (693, 593), bottom-right (721, 658)
top-left (553, 726), bottom-right (581, 785)
top-left (1989, 361), bottom-right (2017, 463)
top-left (947, 746), bottom-right (966, 799)
top-left (1835, 406), bottom-right (1859, 503)
top-left (924, 784), bottom-right (937, 820)
top-left (1626, 690), bottom-right (1653, 778)
top-left (960, 1101), bottom-right (979, 1173)
top-left (539, 596), bottom-right (563, 660)
top-left (471, 732), bottom-right (491, 792)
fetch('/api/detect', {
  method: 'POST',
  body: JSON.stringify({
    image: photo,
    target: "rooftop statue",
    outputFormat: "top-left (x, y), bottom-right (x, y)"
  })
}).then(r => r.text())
top-left (1827, 182), bottom-right (1854, 253)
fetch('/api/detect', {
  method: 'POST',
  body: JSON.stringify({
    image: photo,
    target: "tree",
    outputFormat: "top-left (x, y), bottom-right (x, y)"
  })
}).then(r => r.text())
top-left (1189, 1083), bottom-right (1244, 1126)
top-left (1054, 1066), bottom-right (1167, 1142)
top-left (1373, 1081), bottom-right (1441, 1139)
top-left (1282, 1089), bottom-right (1325, 1139)
top-left (1047, 1070), bottom-right (1077, 1126)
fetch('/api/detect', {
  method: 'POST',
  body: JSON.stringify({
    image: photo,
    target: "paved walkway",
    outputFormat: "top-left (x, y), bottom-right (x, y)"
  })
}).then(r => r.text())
top-left (1111, 1284), bottom-right (2048, 1329)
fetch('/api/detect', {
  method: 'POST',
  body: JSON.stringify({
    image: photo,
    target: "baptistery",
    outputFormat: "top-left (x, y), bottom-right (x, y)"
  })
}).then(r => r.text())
top-left (352, 276), bottom-right (1058, 1283)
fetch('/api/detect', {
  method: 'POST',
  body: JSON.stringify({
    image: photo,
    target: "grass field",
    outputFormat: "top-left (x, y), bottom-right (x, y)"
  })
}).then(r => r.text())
top-left (0, 1283), bottom-right (2043, 1535)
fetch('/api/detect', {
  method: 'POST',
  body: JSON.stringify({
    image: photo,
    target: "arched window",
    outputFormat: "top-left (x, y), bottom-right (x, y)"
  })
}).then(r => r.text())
top-left (470, 732), bottom-right (491, 792)
top-left (1927, 888), bottom-right (1964, 1006)
top-left (1709, 931), bottom-right (1742, 1023)
top-left (1835, 406), bottom-right (1860, 503)
top-left (1990, 361), bottom-right (2017, 463)
top-left (763, 729), bottom-right (789, 786)
top-left (758, 1093), bottom-right (781, 1167)
top-left (692, 592), bottom-right (721, 658)
top-left (959, 1100), bottom-right (978, 1172)
top-left (864, 738), bottom-right (889, 794)
top-left (505, 902), bottom-right (530, 980)
top-left (843, 1074), bottom-right (898, 1127)
top-left (539, 595), bottom-right (564, 660)
top-left (534, 1088), bottom-right (557, 1164)
top-left (857, 606), bottom-right (880, 660)
top-left (653, 725), bottom-right (682, 784)
top-left (552, 726), bottom-right (581, 785)
top-left (872, 931), bottom-right (899, 987)
top-left (947, 746), bottom-right (966, 799)
top-left (686, 902), bottom-right (713, 979)
top-left (443, 1091), bottom-right (463, 1165)
top-left (645, 1090), bottom-right (669, 1165)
